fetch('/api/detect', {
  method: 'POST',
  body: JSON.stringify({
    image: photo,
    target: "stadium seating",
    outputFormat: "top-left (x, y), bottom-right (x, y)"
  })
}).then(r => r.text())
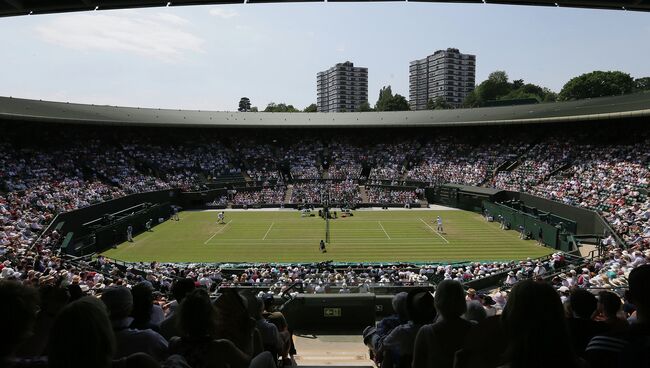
top-left (1, 120), bottom-right (649, 367)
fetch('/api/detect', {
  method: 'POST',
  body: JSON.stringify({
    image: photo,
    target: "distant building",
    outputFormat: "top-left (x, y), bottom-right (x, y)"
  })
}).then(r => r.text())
top-left (317, 61), bottom-right (368, 112)
top-left (409, 48), bottom-right (476, 110)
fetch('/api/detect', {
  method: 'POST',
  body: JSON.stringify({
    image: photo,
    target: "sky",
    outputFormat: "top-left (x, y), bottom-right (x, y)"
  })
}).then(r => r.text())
top-left (0, 2), bottom-right (648, 111)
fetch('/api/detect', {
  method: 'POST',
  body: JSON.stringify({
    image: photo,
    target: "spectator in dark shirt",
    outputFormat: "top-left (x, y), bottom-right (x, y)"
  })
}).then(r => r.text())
top-left (566, 288), bottom-right (608, 356)
top-left (586, 264), bottom-right (650, 368)
top-left (501, 280), bottom-right (584, 368)
top-left (0, 281), bottom-right (39, 367)
top-left (596, 290), bottom-right (628, 333)
top-left (412, 280), bottom-right (472, 368)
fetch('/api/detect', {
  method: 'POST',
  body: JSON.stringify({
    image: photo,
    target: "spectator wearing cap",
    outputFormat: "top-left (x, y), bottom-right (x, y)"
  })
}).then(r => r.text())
top-left (101, 286), bottom-right (168, 361)
top-left (412, 280), bottom-right (473, 368)
top-left (465, 288), bottom-right (478, 302)
top-left (558, 286), bottom-right (571, 304)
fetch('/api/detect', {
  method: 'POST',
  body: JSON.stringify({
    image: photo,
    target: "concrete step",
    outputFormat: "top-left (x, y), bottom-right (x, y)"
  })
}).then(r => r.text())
top-left (359, 185), bottom-right (369, 203)
top-left (292, 334), bottom-right (373, 367)
top-left (285, 185), bottom-right (293, 203)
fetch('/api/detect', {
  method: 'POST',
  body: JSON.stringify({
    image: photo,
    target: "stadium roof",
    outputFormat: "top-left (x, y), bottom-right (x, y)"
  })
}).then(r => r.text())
top-left (1, 92), bottom-right (649, 128)
top-left (2, 92), bottom-right (650, 128)
top-left (0, 0), bottom-right (649, 17)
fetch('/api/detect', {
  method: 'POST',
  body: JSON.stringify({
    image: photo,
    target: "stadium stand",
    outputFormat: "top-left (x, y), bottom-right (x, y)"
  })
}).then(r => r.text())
top-left (1, 108), bottom-right (649, 367)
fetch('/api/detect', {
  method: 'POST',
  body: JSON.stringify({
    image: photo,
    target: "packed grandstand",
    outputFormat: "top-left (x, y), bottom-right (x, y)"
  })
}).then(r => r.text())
top-left (1, 112), bottom-right (649, 367)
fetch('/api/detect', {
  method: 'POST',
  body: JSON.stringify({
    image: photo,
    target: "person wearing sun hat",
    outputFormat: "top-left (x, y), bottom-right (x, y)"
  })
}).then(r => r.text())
top-left (465, 288), bottom-right (478, 302)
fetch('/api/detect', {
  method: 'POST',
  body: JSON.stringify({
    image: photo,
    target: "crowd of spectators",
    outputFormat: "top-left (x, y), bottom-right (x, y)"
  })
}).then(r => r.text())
top-left (368, 141), bottom-right (418, 184)
top-left (289, 181), bottom-right (361, 205)
top-left (231, 139), bottom-right (282, 183)
top-left (529, 142), bottom-right (650, 245)
top-left (281, 140), bottom-right (323, 180)
top-left (405, 139), bottom-right (527, 186)
top-left (490, 142), bottom-right (574, 192)
top-left (364, 265), bottom-right (650, 368)
top-left (326, 142), bottom-right (365, 180)
top-left (366, 187), bottom-right (419, 205)
top-left (230, 187), bottom-right (286, 206)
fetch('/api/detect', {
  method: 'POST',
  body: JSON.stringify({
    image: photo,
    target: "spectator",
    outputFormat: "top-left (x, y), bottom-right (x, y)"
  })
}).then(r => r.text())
top-left (412, 280), bottom-right (472, 368)
top-left (0, 281), bottom-right (40, 367)
top-left (160, 278), bottom-right (196, 341)
top-left (101, 286), bottom-right (168, 361)
top-left (567, 288), bottom-right (608, 356)
top-left (49, 296), bottom-right (159, 368)
top-left (596, 291), bottom-right (628, 333)
top-left (501, 280), bottom-right (584, 368)
top-left (130, 282), bottom-right (161, 331)
top-left (169, 289), bottom-right (274, 368)
top-left (380, 289), bottom-right (436, 368)
top-left (586, 264), bottom-right (650, 368)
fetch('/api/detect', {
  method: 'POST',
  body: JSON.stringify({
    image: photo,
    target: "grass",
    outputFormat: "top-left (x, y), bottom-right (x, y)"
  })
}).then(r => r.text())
top-left (101, 209), bottom-right (553, 263)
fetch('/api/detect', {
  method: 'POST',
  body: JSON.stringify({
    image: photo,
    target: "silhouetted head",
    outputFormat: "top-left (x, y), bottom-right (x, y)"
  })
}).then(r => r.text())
top-left (502, 280), bottom-right (575, 368)
top-left (178, 288), bottom-right (218, 338)
top-left (434, 280), bottom-right (466, 320)
top-left (597, 291), bottom-right (622, 319)
top-left (131, 282), bottom-right (154, 324)
top-left (569, 288), bottom-right (597, 319)
top-left (0, 281), bottom-right (39, 358)
top-left (101, 286), bottom-right (133, 320)
top-left (172, 278), bottom-right (196, 304)
top-left (464, 300), bottom-right (487, 323)
top-left (627, 264), bottom-right (650, 320)
top-left (407, 289), bottom-right (436, 324)
top-left (49, 296), bottom-right (115, 368)
top-left (392, 292), bottom-right (409, 321)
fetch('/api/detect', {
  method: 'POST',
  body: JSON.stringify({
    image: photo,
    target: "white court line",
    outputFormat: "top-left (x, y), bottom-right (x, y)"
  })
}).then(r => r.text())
top-left (419, 218), bottom-right (450, 244)
top-left (262, 222), bottom-right (275, 240)
top-left (377, 221), bottom-right (391, 240)
top-left (204, 220), bottom-right (232, 245)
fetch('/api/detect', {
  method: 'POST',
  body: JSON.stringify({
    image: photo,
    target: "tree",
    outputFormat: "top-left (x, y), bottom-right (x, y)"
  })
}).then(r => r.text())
top-left (375, 86), bottom-right (410, 111)
top-left (263, 102), bottom-right (299, 113)
top-left (356, 102), bottom-right (373, 112)
top-left (559, 71), bottom-right (634, 101)
top-left (250, 106), bottom-right (258, 112)
top-left (427, 97), bottom-right (452, 110)
top-left (635, 77), bottom-right (650, 91)
top-left (386, 94), bottom-right (410, 111)
top-left (303, 103), bottom-right (317, 112)
top-left (462, 71), bottom-right (556, 107)
top-left (375, 86), bottom-right (394, 111)
top-left (238, 97), bottom-right (251, 112)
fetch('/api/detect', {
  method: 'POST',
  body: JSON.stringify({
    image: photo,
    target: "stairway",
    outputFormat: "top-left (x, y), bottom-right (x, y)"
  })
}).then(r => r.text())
top-left (285, 185), bottom-right (293, 203)
top-left (291, 334), bottom-right (373, 367)
top-left (359, 185), bottom-right (369, 203)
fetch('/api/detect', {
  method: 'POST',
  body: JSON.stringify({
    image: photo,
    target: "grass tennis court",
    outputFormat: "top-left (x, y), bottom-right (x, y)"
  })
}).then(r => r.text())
top-left (101, 209), bottom-right (553, 263)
